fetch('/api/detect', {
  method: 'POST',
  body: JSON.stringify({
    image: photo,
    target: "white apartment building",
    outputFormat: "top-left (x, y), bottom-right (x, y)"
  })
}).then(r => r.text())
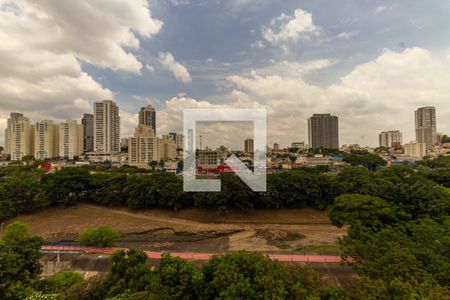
top-left (158, 136), bottom-right (177, 162)
top-left (415, 106), bottom-right (437, 147)
top-left (34, 120), bottom-right (59, 159)
top-left (5, 113), bottom-right (34, 160)
top-left (404, 141), bottom-right (427, 158)
top-left (94, 100), bottom-right (120, 154)
top-left (59, 120), bottom-right (83, 159)
top-left (379, 130), bottom-right (403, 148)
top-left (128, 125), bottom-right (158, 168)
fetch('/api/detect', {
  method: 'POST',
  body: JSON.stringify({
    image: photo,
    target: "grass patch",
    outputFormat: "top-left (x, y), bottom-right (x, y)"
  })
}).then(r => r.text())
top-left (298, 245), bottom-right (340, 252)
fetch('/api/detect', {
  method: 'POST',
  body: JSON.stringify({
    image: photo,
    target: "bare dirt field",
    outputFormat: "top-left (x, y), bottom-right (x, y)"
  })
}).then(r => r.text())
top-left (12, 204), bottom-right (346, 253)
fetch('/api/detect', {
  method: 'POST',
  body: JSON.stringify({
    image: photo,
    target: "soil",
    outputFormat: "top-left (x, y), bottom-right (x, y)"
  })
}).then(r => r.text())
top-left (11, 204), bottom-right (347, 252)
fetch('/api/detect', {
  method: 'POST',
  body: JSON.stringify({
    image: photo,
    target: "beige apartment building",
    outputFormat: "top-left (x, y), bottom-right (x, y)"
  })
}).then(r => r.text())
top-left (158, 136), bottom-right (177, 161)
top-left (379, 130), bottom-right (403, 148)
top-left (59, 120), bottom-right (83, 159)
top-left (5, 113), bottom-right (34, 160)
top-left (128, 125), bottom-right (177, 168)
top-left (128, 125), bottom-right (158, 168)
top-left (34, 120), bottom-right (59, 159)
top-left (404, 141), bottom-right (427, 158)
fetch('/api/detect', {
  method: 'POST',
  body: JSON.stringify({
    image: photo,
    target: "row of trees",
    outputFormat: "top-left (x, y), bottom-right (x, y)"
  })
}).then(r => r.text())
top-left (1, 156), bottom-right (450, 221)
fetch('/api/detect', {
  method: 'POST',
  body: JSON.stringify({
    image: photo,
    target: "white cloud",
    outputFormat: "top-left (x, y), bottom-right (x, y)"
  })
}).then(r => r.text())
top-left (156, 48), bottom-right (450, 148)
top-left (253, 59), bottom-right (335, 77)
top-left (230, 48), bottom-right (450, 146)
top-left (146, 64), bottom-right (155, 72)
top-left (227, 0), bottom-right (271, 12)
top-left (374, 6), bottom-right (387, 14)
top-left (251, 40), bottom-right (265, 49)
top-left (335, 31), bottom-right (358, 40)
top-left (262, 9), bottom-right (320, 46)
top-left (159, 52), bottom-right (192, 83)
top-left (0, 0), bottom-right (161, 144)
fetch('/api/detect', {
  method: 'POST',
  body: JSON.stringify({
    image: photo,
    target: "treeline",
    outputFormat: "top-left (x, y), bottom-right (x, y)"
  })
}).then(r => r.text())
top-left (2, 222), bottom-right (448, 299)
top-left (1, 156), bottom-right (450, 221)
top-left (326, 156), bottom-right (450, 297)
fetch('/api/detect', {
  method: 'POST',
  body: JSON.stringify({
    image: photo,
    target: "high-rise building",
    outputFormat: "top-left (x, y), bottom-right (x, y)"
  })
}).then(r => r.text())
top-left (82, 114), bottom-right (94, 153)
top-left (273, 143), bottom-right (280, 151)
top-left (168, 132), bottom-right (184, 150)
top-left (4, 112), bottom-right (24, 156)
top-left (158, 136), bottom-right (177, 162)
top-left (34, 120), bottom-right (58, 159)
top-left (128, 124), bottom-right (158, 168)
top-left (415, 106), bottom-right (436, 147)
top-left (5, 113), bottom-right (34, 160)
top-left (404, 141), bottom-right (427, 158)
top-left (139, 105), bottom-right (156, 134)
top-left (94, 100), bottom-right (120, 154)
top-left (244, 138), bottom-right (254, 153)
top-left (379, 130), bottom-right (403, 148)
top-left (59, 120), bottom-right (83, 159)
top-left (308, 114), bottom-right (339, 149)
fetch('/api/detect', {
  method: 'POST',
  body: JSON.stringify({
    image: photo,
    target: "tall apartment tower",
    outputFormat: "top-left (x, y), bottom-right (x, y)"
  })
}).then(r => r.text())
top-left (94, 100), bottom-right (120, 154)
top-left (139, 105), bottom-right (156, 134)
top-left (34, 120), bottom-right (58, 159)
top-left (165, 133), bottom-right (184, 150)
top-left (308, 114), bottom-right (339, 149)
top-left (59, 120), bottom-right (83, 159)
top-left (415, 107), bottom-right (436, 147)
top-left (244, 138), bottom-right (254, 153)
top-left (5, 113), bottom-right (34, 160)
top-left (82, 114), bottom-right (94, 153)
top-left (128, 124), bottom-right (158, 168)
top-left (379, 130), bottom-right (403, 148)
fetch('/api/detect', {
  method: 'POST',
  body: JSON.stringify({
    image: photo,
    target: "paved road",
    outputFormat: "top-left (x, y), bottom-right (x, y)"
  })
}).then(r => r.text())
top-left (41, 245), bottom-right (346, 263)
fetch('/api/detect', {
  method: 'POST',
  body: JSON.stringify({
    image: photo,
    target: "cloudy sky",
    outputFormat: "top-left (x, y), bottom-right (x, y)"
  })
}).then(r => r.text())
top-left (1, 0), bottom-right (450, 149)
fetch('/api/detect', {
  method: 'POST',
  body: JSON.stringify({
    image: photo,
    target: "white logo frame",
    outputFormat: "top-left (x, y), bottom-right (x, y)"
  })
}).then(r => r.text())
top-left (183, 108), bottom-right (267, 192)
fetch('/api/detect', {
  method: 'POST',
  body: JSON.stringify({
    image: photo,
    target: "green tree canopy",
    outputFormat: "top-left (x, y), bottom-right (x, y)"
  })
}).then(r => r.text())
top-left (77, 226), bottom-right (119, 248)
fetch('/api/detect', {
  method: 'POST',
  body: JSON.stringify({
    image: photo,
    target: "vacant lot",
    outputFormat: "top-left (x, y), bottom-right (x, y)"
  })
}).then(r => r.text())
top-left (12, 204), bottom-right (346, 253)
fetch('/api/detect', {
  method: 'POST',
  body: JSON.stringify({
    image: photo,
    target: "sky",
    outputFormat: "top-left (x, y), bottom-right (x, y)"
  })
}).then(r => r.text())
top-left (1, 0), bottom-right (450, 149)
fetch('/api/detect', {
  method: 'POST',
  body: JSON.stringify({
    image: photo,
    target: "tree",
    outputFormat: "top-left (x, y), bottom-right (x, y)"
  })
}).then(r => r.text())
top-left (105, 249), bottom-right (152, 297)
top-left (441, 134), bottom-right (450, 143)
top-left (0, 222), bottom-right (43, 300)
top-left (200, 251), bottom-right (322, 299)
top-left (126, 173), bottom-right (186, 210)
top-left (77, 226), bottom-right (119, 247)
top-left (328, 194), bottom-right (396, 230)
top-left (64, 275), bottom-right (108, 300)
top-left (42, 167), bottom-right (91, 205)
top-left (343, 152), bottom-right (387, 171)
top-left (158, 253), bottom-right (197, 299)
top-left (47, 271), bottom-right (84, 292)
top-left (88, 172), bottom-right (127, 205)
top-left (149, 160), bottom-right (158, 172)
top-left (339, 218), bottom-right (450, 286)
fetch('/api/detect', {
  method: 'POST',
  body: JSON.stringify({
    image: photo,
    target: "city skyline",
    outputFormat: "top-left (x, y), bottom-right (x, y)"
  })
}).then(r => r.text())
top-left (1, 1), bottom-right (450, 148)
top-left (3, 104), bottom-right (444, 154)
